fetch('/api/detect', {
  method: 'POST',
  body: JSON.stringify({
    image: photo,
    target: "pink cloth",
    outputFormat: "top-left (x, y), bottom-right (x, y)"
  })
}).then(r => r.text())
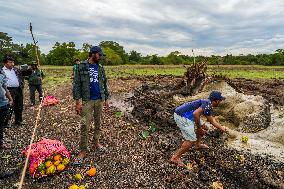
top-left (43, 95), bottom-right (59, 106)
top-left (22, 139), bottom-right (70, 177)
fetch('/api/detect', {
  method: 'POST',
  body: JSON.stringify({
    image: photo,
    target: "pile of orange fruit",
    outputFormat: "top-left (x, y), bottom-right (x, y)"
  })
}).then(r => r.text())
top-left (30, 153), bottom-right (70, 178)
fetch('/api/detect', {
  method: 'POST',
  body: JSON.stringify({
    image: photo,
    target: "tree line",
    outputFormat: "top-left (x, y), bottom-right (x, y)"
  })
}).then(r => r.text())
top-left (1, 32), bottom-right (284, 66)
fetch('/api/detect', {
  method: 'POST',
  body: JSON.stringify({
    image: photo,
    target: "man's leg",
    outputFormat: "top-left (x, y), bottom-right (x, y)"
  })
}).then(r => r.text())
top-left (29, 85), bottom-right (36, 105)
top-left (14, 88), bottom-right (23, 125)
top-left (79, 100), bottom-right (94, 157)
top-left (5, 88), bottom-right (16, 126)
top-left (37, 85), bottom-right (43, 102)
top-left (92, 100), bottom-right (103, 146)
top-left (171, 140), bottom-right (194, 166)
top-left (0, 105), bottom-right (8, 147)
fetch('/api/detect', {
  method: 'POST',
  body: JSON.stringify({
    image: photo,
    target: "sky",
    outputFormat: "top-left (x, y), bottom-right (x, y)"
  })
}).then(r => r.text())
top-left (1, 0), bottom-right (284, 56)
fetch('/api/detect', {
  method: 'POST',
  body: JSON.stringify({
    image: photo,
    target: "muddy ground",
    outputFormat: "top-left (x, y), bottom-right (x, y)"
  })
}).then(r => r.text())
top-left (0, 76), bottom-right (283, 189)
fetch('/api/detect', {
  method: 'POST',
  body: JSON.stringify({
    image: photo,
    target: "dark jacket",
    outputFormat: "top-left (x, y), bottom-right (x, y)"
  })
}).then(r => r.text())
top-left (27, 69), bottom-right (44, 85)
top-left (73, 60), bottom-right (109, 101)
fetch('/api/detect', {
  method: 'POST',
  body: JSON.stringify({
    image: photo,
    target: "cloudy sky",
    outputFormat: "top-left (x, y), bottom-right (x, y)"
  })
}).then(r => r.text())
top-left (1, 0), bottom-right (284, 56)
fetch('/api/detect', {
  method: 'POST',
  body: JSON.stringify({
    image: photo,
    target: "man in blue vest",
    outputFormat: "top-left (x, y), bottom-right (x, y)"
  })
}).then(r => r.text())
top-left (170, 90), bottom-right (227, 166)
top-left (73, 46), bottom-right (110, 161)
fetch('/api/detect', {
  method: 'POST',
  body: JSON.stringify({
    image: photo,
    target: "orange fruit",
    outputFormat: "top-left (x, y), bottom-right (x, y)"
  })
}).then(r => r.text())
top-left (29, 167), bottom-right (36, 175)
top-left (57, 164), bottom-right (65, 171)
top-left (87, 167), bottom-right (96, 177)
top-left (54, 160), bottom-right (61, 166)
top-left (53, 154), bottom-right (62, 161)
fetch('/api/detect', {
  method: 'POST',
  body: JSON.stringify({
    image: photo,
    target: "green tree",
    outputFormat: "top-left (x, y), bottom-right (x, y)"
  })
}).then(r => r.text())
top-left (100, 41), bottom-right (129, 64)
top-left (129, 50), bottom-right (142, 63)
top-left (46, 42), bottom-right (79, 65)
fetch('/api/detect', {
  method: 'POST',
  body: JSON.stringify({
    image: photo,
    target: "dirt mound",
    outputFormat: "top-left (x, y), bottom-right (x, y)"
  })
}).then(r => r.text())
top-left (229, 78), bottom-right (284, 106)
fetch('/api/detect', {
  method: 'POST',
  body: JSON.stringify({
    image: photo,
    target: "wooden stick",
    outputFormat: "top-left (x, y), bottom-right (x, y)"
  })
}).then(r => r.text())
top-left (29, 23), bottom-right (40, 67)
top-left (18, 22), bottom-right (45, 189)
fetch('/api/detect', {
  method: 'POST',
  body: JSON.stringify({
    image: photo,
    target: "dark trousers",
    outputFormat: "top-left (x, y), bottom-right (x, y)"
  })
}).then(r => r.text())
top-left (7, 87), bottom-right (23, 124)
top-left (0, 105), bottom-right (8, 145)
top-left (29, 84), bottom-right (43, 104)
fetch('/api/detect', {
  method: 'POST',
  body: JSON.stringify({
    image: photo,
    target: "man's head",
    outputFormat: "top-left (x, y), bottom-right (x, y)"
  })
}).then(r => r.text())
top-left (75, 59), bottom-right (80, 64)
top-left (209, 90), bottom-right (225, 107)
top-left (89, 46), bottom-right (105, 63)
top-left (3, 56), bottom-right (15, 69)
top-left (31, 63), bottom-right (38, 69)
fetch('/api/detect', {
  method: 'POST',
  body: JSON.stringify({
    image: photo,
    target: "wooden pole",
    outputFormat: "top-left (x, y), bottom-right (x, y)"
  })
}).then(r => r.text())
top-left (18, 22), bottom-right (44, 189)
top-left (29, 23), bottom-right (40, 67)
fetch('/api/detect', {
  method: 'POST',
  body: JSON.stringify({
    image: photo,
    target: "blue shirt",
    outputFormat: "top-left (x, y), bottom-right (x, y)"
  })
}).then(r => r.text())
top-left (0, 72), bottom-right (8, 107)
top-left (175, 99), bottom-right (212, 120)
top-left (89, 63), bottom-right (101, 100)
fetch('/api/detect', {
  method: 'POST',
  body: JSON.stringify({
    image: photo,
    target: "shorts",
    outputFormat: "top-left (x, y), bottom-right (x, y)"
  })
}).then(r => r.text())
top-left (174, 112), bottom-right (204, 141)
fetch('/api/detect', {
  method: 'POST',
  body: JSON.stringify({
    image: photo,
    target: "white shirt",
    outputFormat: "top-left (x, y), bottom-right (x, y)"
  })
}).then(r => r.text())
top-left (2, 66), bottom-right (20, 87)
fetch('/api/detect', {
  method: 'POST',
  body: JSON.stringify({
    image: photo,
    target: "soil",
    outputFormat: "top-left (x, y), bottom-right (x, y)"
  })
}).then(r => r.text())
top-left (0, 76), bottom-right (283, 189)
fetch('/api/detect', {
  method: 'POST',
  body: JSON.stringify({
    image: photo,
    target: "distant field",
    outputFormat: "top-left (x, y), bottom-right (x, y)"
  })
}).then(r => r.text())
top-left (40, 65), bottom-right (284, 87)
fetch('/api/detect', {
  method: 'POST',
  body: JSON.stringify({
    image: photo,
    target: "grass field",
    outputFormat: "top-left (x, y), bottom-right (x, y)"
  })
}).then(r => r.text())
top-left (40, 65), bottom-right (284, 87)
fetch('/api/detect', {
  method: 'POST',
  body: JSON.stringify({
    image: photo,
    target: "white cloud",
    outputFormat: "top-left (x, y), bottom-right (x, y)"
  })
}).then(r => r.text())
top-left (1, 0), bottom-right (284, 56)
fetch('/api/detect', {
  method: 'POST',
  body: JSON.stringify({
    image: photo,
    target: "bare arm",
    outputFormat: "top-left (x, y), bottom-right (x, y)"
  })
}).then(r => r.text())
top-left (5, 88), bottom-right (13, 105)
top-left (193, 107), bottom-right (203, 128)
top-left (206, 115), bottom-right (226, 132)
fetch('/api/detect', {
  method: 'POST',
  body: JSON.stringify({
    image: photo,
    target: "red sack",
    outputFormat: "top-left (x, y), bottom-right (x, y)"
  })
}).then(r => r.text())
top-left (22, 139), bottom-right (70, 178)
top-left (43, 95), bottom-right (59, 106)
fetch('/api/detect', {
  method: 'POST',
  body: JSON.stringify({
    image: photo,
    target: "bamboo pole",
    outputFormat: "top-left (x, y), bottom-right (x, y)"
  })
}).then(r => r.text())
top-left (18, 22), bottom-right (44, 189)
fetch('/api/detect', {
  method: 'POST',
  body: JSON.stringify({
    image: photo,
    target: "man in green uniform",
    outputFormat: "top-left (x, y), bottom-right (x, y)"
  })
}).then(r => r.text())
top-left (27, 63), bottom-right (44, 106)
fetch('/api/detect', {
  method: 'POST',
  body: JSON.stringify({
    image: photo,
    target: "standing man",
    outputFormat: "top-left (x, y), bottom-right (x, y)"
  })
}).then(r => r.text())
top-left (1, 56), bottom-right (30, 127)
top-left (26, 62), bottom-right (44, 106)
top-left (0, 68), bottom-right (13, 149)
top-left (73, 46), bottom-right (110, 160)
top-left (170, 91), bottom-right (227, 166)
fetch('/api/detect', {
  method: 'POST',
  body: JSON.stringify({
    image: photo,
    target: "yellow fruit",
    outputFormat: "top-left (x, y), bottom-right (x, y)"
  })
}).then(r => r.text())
top-left (74, 173), bottom-right (82, 181)
top-left (54, 154), bottom-right (62, 161)
top-left (57, 164), bottom-right (65, 171)
top-left (78, 185), bottom-right (86, 189)
top-left (62, 158), bottom-right (70, 165)
top-left (40, 170), bottom-right (45, 176)
top-left (87, 167), bottom-right (96, 177)
top-left (241, 136), bottom-right (248, 143)
top-left (69, 184), bottom-right (79, 189)
top-left (54, 160), bottom-right (61, 166)
top-left (45, 160), bottom-right (53, 168)
top-left (46, 165), bottom-right (56, 175)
